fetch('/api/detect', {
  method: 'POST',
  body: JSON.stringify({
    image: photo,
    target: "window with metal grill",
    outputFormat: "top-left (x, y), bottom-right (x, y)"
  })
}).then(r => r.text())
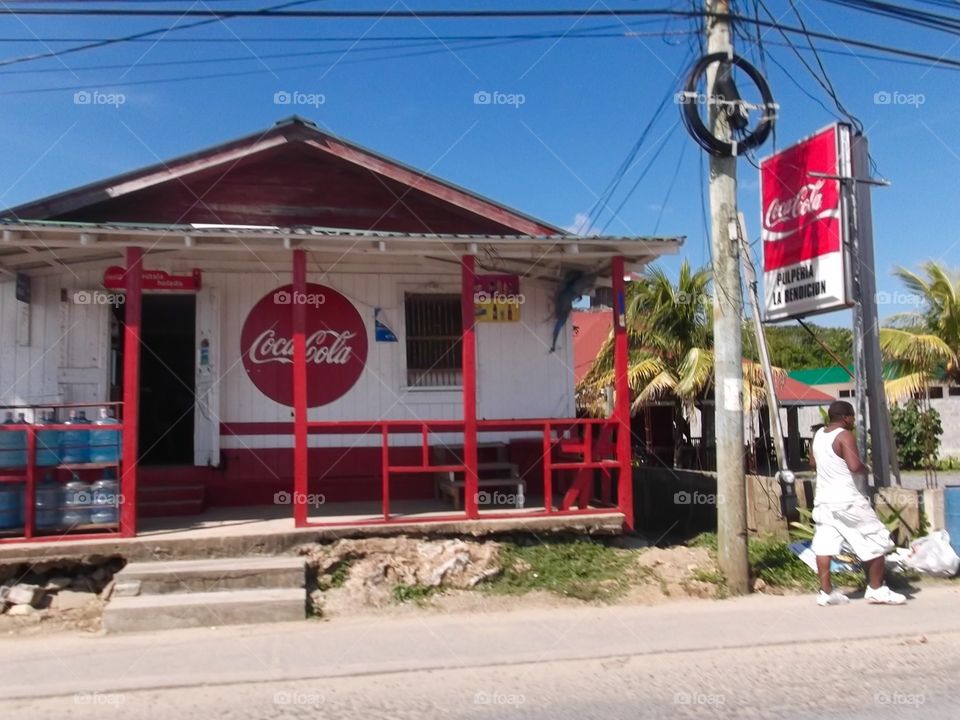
top-left (405, 294), bottom-right (462, 388)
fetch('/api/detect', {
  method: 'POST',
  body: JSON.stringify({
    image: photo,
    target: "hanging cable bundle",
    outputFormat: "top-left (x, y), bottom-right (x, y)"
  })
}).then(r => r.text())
top-left (679, 51), bottom-right (777, 157)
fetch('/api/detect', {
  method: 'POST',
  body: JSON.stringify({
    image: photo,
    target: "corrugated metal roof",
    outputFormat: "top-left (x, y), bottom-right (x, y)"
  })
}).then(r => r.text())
top-left (0, 218), bottom-right (681, 244)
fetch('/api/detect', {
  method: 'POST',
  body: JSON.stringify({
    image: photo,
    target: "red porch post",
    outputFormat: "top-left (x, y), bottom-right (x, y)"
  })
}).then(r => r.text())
top-left (120, 246), bottom-right (143, 537)
top-left (612, 256), bottom-right (634, 530)
top-left (461, 254), bottom-right (479, 519)
top-left (292, 249), bottom-right (309, 527)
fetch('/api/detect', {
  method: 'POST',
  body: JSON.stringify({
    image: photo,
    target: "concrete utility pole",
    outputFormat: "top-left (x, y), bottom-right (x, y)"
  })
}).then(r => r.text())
top-left (706, 0), bottom-right (749, 594)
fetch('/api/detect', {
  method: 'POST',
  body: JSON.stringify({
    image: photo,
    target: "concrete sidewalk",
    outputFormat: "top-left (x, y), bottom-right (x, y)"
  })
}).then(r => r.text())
top-left (2, 585), bottom-right (959, 701)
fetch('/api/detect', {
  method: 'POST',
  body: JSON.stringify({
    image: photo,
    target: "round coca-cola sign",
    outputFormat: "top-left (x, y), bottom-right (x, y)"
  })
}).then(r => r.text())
top-left (240, 283), bottom-right (368, 407)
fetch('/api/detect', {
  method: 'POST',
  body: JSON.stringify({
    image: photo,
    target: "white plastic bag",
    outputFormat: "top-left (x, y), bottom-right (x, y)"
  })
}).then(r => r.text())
top-left (905, 531), bottom-right (960, 577)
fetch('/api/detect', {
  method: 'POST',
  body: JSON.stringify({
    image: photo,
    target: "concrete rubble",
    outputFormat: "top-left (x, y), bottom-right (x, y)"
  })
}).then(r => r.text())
top-left (0, 559), bottom-right (123, 627)
top-left (300, 536), bottom-right (502, 611)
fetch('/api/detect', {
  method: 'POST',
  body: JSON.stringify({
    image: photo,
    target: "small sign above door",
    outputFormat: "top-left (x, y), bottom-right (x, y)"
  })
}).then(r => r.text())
top-left (102, 266), bottom-right (202, 291)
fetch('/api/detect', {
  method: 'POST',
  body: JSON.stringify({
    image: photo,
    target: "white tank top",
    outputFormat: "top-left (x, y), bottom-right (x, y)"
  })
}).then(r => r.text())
top-left (812, 427), bottom-right (862, 506)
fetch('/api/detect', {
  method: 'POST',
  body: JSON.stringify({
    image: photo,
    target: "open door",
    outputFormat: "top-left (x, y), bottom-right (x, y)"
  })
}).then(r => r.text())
top-left (194, 286), bottom-right (220, 466)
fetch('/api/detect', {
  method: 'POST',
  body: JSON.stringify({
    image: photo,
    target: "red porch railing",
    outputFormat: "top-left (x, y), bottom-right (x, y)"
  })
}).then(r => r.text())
top-left (0, 402), bottom-right (126, 544)
top-left (274, 416), bottom-right (628, 529)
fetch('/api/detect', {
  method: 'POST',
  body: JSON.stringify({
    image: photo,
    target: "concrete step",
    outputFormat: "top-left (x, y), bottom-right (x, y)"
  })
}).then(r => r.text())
top-left (116, 555), bottom-right (305, 594)
top-left (103, 587), bottom-right (306, 633)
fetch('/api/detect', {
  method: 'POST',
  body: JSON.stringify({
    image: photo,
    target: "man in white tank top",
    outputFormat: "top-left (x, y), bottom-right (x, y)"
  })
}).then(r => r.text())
top-left (809, 401), bottom-right (905, 606)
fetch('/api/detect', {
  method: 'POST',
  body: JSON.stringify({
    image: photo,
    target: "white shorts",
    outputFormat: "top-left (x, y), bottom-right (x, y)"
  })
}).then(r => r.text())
top-left (811, 496), bottom-right (894, 561)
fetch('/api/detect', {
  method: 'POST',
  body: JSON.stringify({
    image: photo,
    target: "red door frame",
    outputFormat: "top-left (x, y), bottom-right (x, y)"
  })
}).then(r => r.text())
top-left (292, 249), bottom-right (309, 527)
top-left (120, 246), bottom-right (143, 537)
top-left (612, 255), bottom-right (634, 529)
top-left (461, 254), bottom-right (479, 519)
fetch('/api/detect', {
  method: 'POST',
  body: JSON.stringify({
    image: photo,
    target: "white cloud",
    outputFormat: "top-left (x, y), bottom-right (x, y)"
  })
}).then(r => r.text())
top-left (565, 212), bottom-right (599, 236)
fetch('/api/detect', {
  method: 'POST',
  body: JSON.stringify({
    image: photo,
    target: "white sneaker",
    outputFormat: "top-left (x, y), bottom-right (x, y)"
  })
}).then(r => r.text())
top-left (817, 590), bottom-right (850, 606)
top-left (864, 585), bottom-right (907, 605)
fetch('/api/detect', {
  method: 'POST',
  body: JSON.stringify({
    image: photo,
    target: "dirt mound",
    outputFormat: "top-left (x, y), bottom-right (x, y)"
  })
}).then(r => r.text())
top-left (300, 536), bottom-right (501, 613)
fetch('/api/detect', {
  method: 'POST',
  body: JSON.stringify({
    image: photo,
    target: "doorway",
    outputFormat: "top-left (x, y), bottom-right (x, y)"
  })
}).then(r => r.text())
top-left (117, 294), bottom-right (196, 465)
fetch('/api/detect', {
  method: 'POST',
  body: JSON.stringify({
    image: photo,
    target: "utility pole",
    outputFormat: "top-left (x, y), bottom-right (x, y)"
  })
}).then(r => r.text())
top-left (706, 0), bottom-right (749, 594)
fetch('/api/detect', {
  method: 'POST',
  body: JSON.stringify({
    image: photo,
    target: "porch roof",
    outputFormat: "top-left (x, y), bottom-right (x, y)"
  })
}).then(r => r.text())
top-left (0, 219), bottom-right (683, 278)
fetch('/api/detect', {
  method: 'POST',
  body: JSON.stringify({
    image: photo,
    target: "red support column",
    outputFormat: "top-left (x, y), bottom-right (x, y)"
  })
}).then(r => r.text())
top-left (120, 246), bottom-right (143, 537)
top-left (612, 256), bottom-right (634, 530)
top-left (292, 249), bottom-right (309, 527)
top-left (24, 426), bottom-right (36, 539)
top-left (461, 254), bottom-right (479, 519)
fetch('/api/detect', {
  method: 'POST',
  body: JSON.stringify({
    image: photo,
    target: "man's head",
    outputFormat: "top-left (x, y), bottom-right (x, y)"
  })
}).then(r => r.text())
top-left (828, 400), bottom-right (856, 429)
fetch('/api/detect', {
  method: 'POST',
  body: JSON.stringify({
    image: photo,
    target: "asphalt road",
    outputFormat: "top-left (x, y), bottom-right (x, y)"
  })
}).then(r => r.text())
top-left (6, 632), bottom-right (959, 719)
top-left (3, 586), bottom-right (960, 719)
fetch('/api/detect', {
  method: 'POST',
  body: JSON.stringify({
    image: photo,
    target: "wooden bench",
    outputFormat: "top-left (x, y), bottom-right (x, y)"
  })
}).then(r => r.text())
top-left (431, 443), bottom-right (526, 510)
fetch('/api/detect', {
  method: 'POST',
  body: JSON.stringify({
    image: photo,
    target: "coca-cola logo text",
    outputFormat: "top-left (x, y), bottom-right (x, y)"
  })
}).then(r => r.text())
top-left (764, 180), bottom-right (827, 230)
top-left (247, 330), bottom-right (357, 366)
top-left (240, 283), bottom-right (368, 407)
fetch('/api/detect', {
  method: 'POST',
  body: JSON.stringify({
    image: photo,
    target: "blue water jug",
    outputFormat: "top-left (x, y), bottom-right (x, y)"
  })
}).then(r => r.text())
top-left (0, 411), bottom-right (26, 470)
top-left (34, 475), bottom-right (61, 531)
top-left (90, 469), bottom-right (120, 525)
top-left (61, 410), bottom-right (91, 464)
top-left (89, 407), bottom-right (121, 464)
top-left (62, 474), bottom-right (92, 527)
top-left (0, 479), bottom-right (24, 531)
top-left (36, 410), bottom-right (62, 467)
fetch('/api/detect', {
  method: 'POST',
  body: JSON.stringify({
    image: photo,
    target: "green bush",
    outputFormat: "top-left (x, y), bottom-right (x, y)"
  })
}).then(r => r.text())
top-left (890, 400), bottom-right (942, 470)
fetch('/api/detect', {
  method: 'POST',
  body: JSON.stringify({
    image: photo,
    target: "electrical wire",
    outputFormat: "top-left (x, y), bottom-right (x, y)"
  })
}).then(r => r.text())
top-left (583, 81), bottom-right (680, 234)
top-left (0, 0), bottom-right (328, 68)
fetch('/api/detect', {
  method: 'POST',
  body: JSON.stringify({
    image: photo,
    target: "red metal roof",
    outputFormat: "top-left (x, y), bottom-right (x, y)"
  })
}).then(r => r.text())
top-left (773, 374), bottom-right (836, 406)
top-left (572, 311), bottom-right (612, 383)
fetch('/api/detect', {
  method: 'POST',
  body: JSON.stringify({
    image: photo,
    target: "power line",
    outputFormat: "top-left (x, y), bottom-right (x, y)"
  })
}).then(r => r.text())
top-left (0, 7), bottom-right (955, 73)
top-left (0, 0), bottom-right (326, 68)
top-left (2, 28), bottom-right (693, 75)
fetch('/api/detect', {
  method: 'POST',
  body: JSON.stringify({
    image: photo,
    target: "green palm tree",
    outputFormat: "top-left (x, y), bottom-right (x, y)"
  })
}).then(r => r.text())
top-left (879, 262), bottom-right (960, 400)
top-left (577, 261), bottom-right (772, 465)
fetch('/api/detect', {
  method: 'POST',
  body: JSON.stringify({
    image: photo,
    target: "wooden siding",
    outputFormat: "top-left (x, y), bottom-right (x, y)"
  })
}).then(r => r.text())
top-left (1, 266), bottom-right (575, 448)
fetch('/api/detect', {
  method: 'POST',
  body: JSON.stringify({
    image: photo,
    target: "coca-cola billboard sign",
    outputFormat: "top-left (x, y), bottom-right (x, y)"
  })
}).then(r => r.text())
top-left (241, 283), bottom-right (368, 407)
top-left (760, 124), bottom-right (852, 321)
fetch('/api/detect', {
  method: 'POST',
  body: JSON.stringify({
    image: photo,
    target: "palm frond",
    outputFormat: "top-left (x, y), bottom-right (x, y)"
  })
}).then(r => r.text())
top-left (879, 327), bottom-right (954, 368)
top-left (884, 372), bottom-right (935, 403)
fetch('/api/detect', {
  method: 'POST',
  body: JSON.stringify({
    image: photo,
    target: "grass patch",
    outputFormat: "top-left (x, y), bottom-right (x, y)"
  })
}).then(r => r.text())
top-left (691, 567), bottom-right (726, 585)
top-left (392, 583), bottom-right (442, 605)
top-left (316, 558), bottom-right (354, 591)
top-left (688, 532), bottom-right (718, 552)
top-left (748, 537), bottom-right (864, 591)
top-left (483, 539), bottom-right (633, 602)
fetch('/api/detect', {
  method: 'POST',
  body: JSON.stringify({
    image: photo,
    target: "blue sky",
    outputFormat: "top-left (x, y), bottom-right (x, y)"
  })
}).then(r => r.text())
top-left (1, 1), bottom-right (957, 327)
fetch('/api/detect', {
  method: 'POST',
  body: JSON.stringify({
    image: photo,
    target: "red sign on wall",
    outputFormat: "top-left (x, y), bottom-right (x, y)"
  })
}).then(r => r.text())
top-left (760, 124), bottom-right (851, 321)
top-left (240, 283), bottom-right (368, 407)
top-left (103, 266), bottom-right (202, 291)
